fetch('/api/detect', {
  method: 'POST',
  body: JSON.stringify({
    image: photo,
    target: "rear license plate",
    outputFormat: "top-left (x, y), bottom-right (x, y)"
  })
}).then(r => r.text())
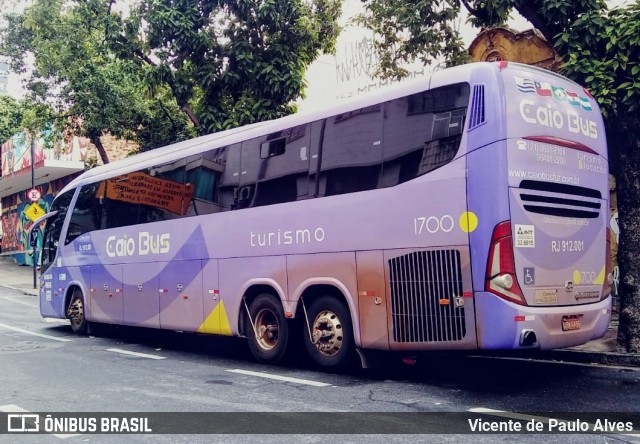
top-left (562, 315), bottom-right (582, 331)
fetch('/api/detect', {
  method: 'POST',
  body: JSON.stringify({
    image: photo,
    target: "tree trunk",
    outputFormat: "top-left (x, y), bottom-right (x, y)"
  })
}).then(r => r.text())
top-left (611, 114), bottom-right (640, 353)
top-left (90, 133), bottom-right (110, 165)
top-left (180, 104), bottom-right (201, 132)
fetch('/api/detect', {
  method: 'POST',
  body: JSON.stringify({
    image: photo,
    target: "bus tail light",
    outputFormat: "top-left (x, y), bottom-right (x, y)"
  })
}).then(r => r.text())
top-left (523, 136), bottom-right (598, 155)
top-left (485, 221), bottom-right (526, 305)
top-left (602, 228), bottom-right (612, 300)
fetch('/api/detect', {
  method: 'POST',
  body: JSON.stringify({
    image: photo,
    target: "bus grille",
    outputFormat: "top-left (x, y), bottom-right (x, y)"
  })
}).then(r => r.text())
top-left (518, 180), bottom-right (601, 219)
top-left (388, 250), bottom-right (465, 343)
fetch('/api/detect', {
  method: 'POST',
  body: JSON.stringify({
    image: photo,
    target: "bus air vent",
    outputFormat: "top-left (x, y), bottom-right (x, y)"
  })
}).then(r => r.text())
top-left (468, 84), bottom-right (486, 130)
top-left (518, 180), bottom-right (601, 219)
top-left (388, 249), bottom-right (466, 343)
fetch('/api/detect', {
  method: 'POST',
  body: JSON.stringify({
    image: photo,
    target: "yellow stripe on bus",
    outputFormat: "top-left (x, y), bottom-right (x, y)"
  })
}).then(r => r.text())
top-left (197, 301), bottom-right (232, 336)
top-left (594, 265), bottom-right (606, 285)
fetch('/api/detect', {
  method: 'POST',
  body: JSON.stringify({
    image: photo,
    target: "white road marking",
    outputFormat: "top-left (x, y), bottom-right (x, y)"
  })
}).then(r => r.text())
top-left (0, 404), bottom-right (80, 439)
top-left (43, 318), bottom-right (70, 325)
top-left (106, 348), bottom-right (166, 360)
top-left (469, 407), bottom-right (640, 436)
top-left (0, 322), bottom-right (72, 342)
top-left (0, 295), bottom-right (38, 308)
top-left (226, 369), bottom-right (332, 387)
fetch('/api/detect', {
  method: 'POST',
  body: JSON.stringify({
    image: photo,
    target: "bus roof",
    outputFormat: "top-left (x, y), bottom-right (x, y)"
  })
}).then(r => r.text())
top-left (59, 62), bottom-right (566, 195)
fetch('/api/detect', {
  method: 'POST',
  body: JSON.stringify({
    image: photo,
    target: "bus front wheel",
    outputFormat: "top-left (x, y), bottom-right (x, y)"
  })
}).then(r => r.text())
top-left (246, 294), bottom-right (289, 364)
top-left (67, 290), bottom-right (88, 335)
top-left (303, 296), bottom-right (355, 369)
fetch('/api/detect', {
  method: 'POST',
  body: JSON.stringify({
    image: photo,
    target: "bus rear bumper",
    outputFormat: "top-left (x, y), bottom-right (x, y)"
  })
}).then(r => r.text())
top-left (474, 292), bottom-right (612, 350)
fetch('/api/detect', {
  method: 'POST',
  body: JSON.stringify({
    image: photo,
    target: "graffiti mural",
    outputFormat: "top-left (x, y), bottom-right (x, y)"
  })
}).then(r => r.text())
top-left (1, 125), bottom-right (90, 177)
top-left (333, 34), bottom-right (429, 100)
top-left (1, 125), bottom-right (88, 265)
top-left (1, 181), bottom-right (67, 265)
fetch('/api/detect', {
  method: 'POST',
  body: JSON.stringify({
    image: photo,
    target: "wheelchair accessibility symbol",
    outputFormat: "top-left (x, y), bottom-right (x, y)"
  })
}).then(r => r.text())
top-left (523, 267), bottom-right (535, 285)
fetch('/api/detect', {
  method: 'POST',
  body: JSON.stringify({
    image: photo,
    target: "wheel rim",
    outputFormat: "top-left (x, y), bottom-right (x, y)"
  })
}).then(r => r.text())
top-left (254, 308), bottom-right (280, 351)
top-left (67, 297), bottom-right (84, 328)
top-left (311, 309), bottom-right (343, 357)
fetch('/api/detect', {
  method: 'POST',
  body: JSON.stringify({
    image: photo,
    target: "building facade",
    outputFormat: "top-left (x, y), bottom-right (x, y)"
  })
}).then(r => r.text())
top-left (0, 128), bottom-right (87, 264)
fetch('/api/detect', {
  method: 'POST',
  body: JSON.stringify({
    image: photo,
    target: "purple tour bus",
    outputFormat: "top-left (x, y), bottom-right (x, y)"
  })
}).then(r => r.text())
top-left (34, 61), bottom-right (612, 369)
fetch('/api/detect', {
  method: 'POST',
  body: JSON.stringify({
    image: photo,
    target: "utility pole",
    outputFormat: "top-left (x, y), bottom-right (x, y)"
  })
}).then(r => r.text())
top-left (31, 136), bottom-right (36, 289)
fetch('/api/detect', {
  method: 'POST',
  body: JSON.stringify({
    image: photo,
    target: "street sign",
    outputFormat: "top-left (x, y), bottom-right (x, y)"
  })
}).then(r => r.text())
top-left (24, 203), bottom-right (45, 222)
top-left (27, 188), bottom-right (41, 202)
top-left (29, 227), bottom-right (39, 247)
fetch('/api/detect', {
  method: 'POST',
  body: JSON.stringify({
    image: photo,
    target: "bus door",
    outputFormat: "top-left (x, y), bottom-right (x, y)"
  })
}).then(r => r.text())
top-left (39, 191), bottom-right (74, 318)
top-left (38, 212), bottom-right (63, 318)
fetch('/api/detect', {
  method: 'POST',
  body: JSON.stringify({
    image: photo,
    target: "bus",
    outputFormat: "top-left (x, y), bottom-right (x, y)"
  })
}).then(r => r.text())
top-left (34, 61), bottom-right (612, 369)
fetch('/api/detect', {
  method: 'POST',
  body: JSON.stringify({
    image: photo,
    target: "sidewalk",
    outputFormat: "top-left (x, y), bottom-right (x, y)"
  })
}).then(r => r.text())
top-left (0, 256), bottom-right (40, 296)
top-left (0, 257), bottom-right (638, 367)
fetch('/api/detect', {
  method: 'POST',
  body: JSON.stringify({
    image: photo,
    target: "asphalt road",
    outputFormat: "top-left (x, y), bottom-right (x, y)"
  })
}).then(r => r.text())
top-left (0, 288), bottom-right (639, 444)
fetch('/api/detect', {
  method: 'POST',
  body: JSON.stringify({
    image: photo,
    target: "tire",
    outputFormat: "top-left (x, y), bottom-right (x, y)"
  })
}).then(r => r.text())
top-left (246, 294), bottom-right (289, 364)
top-left (67, 289), bottom-right (88, 335)
top-left (303, 295), bottom-right (355, 370)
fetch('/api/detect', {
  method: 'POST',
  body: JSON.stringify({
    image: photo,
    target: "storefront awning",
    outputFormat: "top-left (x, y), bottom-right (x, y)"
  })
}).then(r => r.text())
top-left (0, 159), bottom-right (85, 198)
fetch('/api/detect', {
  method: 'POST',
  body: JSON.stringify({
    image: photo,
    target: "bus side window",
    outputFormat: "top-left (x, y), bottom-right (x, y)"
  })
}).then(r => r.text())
top-left (139, 160), bottom-right (188, 222)
top-left (65, 183), bottom-right (102, 244)
top-left (381, 83), bottom-right (470, 187)
top-left (238, 125), bottom-right (311, 208)
top-left (41, 190), bottom-right (73, 272)
top-left (101, 175), bottom-right (141, 229)
top-left (184, 145), bottom-right (235, 216)
top-left (320, 106), bottom-right (383, 196)
top-left (215, 144), bottom-right (242, 212)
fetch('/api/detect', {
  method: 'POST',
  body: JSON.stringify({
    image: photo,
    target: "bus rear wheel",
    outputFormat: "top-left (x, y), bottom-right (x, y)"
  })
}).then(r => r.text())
top-left (67, 290), bottom-right (88, 335)
top-left (303, 296), bottom-right (355, 370)
top-left (246, 294), bottom-right (289, 364)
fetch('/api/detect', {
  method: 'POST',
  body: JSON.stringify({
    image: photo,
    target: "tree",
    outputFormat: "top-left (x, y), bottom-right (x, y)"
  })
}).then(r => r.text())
top-left (357, 0), bottom-right (640, 352)
top-left (0, 94), bottom-right (59, 147)
top-left (0, 0), bottom-right (194, 163)
top-left (1, 0), bottom-right (342, 158)
top-left (0, 94), bottom-right (23, 143)
top-left (108, 0), bottom-right (342, 134)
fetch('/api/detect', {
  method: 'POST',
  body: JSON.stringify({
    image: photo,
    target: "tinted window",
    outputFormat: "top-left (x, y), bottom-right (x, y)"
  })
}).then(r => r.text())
top-left (100, 175), bottom-right (140, 229)
top-left (319, 106), bottom-right (383, 196)
top-left (381, 83), bottom-right (469, 187)
top-left (184, 144), bottom-right (238, 216)
top-left (138, 160), bottom-right (189, 224)
top-left (237, 125), bottom-right (311, 208)
top-left (41, 190), bottom-right (74, 271)
top-left (65, 184), bottom-right (102, 244)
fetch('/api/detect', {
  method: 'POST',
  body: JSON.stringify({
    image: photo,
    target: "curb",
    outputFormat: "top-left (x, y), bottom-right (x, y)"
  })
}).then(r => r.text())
top-left (0, 284), bottom-right (39, 297)
top-left (480, 348), bottom-right (640, 368)
top-left (535, 349), bottom-right (640, 368)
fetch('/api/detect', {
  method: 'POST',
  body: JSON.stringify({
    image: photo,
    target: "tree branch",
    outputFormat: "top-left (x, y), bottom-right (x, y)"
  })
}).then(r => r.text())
top-left (181, 104), bottom-right (200, 130)
top-left (461, 1), bottom-right (478, 17)
top-left (114, 34), bottom-right (200, 130)
top-left (513, 1), bottom-right (557, 45)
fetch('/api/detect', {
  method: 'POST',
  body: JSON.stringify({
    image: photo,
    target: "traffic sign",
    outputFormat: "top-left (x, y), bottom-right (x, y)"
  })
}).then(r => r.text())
top-left (27, 188), bottom-right (41, 202)
top-left (24, 203), bottom-right (45, 222)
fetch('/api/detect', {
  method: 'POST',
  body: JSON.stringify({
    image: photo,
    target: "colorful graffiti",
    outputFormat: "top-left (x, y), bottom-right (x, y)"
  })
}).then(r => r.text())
top-left (1, 125), bottom-right (89, 264)
top-left (1, 175), bottom-right (79, 265)
top-left (1, 125), bottom-right (90, 177)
